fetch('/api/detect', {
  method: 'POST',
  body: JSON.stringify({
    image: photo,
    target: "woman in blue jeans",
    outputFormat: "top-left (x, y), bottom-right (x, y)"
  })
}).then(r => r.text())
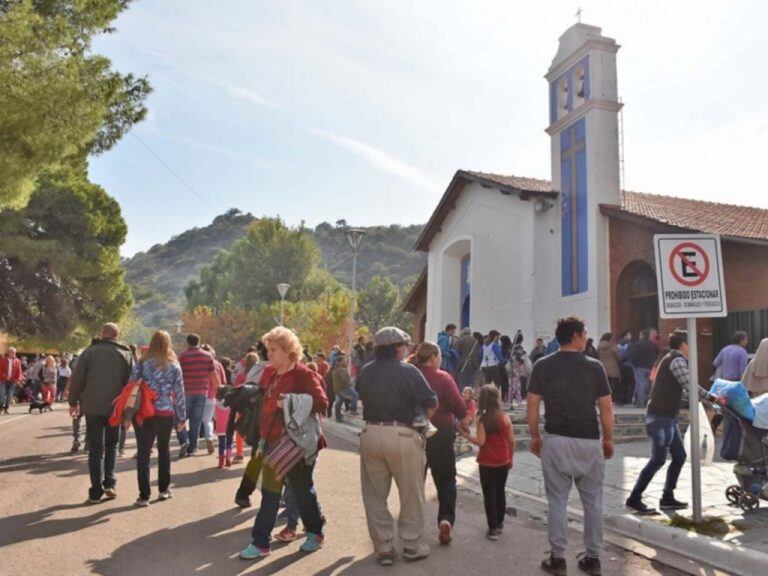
top-left (131, 330), bottom-right (187, 507)
top-left (239, 327), bottom-right (328, 560)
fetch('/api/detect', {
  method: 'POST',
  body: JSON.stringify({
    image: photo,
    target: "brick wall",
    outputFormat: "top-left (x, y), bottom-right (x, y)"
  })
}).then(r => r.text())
top-left (609, 216), bottom-right (768, 385)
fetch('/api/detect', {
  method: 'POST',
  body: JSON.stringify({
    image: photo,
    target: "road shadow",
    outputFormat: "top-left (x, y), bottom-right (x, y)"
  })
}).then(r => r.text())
top-left (85, 508), bottom-right (328, 576)
top-left (0, 502), bottom-right (136, 547)
top-left (0, 450), bottom-right (143, 479)
top-left (170, 465), bottom-right (245, 490)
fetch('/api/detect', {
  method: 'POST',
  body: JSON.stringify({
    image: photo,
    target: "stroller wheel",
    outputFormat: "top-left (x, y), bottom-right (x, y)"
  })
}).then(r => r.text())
top-left (725, 485), bottom-right (742, 505)
top-left (738, 492), bottom-right (760, 512)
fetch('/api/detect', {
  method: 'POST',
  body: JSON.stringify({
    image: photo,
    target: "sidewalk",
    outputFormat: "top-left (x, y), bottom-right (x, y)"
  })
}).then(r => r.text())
top-left (329, 407), bottom-right (768, 575)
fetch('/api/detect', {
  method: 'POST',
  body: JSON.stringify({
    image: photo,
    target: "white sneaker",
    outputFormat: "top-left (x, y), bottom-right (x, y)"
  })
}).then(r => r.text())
top-left (135, 498), bottom-right (150, 508)
top-left (159, 491), bottom-right (173, 501)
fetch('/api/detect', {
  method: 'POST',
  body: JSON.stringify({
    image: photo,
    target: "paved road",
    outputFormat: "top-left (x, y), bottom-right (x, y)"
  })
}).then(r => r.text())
top-left (0, 406), bottom-right (684, 575)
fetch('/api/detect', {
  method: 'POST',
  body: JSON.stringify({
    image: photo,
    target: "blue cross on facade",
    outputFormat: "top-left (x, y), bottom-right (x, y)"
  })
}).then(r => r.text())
top-left (561, 117), bottom-right (588, 296)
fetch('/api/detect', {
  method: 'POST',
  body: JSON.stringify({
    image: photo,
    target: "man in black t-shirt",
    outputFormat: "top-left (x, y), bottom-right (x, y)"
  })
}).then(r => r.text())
top-left (527, 315), bottom-right (614, 576)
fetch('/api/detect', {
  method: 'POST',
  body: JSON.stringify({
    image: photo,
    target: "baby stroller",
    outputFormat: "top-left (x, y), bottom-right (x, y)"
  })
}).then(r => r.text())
top-left (703, 392), bottom-right (768, 512)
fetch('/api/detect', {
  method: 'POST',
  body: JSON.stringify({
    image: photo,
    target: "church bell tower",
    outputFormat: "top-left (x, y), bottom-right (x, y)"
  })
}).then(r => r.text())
top-left (546, 22), bottom-right (622, 333)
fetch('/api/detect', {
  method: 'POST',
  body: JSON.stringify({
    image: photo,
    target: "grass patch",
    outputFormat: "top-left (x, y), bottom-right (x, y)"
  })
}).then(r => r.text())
top-left (663, 515), bottom-right (731, 537)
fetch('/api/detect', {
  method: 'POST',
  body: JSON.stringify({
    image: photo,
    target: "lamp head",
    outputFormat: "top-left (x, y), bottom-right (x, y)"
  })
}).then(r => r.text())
top-left (276, 283), bottom-right (290, 298)
top-left (345, 228), bottom-right (366, 251)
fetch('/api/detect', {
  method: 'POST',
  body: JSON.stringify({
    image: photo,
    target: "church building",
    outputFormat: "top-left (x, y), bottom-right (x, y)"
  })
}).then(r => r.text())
top-left (403, 22), bottom-right (768, 381)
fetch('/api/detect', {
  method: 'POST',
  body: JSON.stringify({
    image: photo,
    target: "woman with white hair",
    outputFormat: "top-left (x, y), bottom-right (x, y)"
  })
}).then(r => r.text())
top-left (239, 327), bottom-right (328, 560)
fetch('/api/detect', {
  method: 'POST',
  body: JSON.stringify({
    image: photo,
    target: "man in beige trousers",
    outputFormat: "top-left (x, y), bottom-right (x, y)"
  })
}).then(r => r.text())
top-left (356, 327), bottom-right (438, 567)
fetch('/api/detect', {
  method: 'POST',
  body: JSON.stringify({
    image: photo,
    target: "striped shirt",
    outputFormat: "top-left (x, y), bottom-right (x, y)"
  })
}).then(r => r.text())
top-left (178, 348), bottom-right (215, 395)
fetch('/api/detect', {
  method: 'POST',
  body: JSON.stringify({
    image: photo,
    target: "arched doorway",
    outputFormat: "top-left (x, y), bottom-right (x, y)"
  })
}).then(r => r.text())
top-left (616, 261), bottom-right (659, 337)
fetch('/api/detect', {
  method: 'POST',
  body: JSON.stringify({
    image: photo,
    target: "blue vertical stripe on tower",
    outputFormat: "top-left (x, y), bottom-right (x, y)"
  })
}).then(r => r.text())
top-left (561, 117), bottom-right (587, 296)
top-left (576, 146), bottom-right (588, 292)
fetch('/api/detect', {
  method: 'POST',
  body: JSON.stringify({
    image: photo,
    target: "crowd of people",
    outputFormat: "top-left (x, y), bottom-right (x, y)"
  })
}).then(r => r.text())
top-left (3, 316), bottom-right (768, 576)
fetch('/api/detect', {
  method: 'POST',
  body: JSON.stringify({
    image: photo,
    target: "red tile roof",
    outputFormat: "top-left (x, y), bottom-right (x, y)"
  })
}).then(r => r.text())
top-left (618, 190), bottom-right (768, 241)
top-left (416, 170), bottom-right (768, 251)
top-left (463, 171), bottom-right (555, 194)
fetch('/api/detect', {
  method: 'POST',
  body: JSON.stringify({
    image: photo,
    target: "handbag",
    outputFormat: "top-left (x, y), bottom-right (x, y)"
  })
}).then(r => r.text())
top-left (259, 376), bottom-right (304, 480)
top-left (263, 430), bottom-right (305, 480)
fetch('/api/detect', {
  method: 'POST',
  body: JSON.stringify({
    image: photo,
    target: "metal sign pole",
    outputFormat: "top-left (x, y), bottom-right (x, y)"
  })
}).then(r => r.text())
top-left (687, 316), bottom-right (702, 523)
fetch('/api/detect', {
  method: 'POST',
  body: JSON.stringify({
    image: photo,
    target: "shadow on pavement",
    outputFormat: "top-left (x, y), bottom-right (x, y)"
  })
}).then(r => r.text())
top-left (85, 508), bottom-right (317, 576)
top-left (170, 465), bottom-right (245, 490)
top-left (0, 503), bottom-right (136, 547)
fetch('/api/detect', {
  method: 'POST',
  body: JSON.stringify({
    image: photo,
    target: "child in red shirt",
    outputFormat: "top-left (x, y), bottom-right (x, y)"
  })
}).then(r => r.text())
top-left (461, 384), bottom-right (515, 541)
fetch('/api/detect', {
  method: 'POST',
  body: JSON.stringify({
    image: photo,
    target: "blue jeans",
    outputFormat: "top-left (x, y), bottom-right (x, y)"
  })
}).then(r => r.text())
top-left (85, 415), bottom-right (119, 500)
top-left (334, 387), bottom-right (358, 421)
top-left (0, 381), bottom-right (14, 410)
top-left (632, 367), bottom-right (651, 407)
top-left (178, 393), bottom-right (206, 453)
top-left (284, 481), bottom-right (322, 530)
top-left (251, 459), bottom-right (323, 548)
top-left (629, 415), bottom-right (687, 500)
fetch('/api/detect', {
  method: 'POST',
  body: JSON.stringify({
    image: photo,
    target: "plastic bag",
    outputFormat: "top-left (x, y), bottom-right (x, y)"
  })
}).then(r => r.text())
top-left (684, 402), bottom-right (715, 466)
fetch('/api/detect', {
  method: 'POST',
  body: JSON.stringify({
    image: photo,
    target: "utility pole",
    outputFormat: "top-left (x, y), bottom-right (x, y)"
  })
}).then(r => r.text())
top-left (345, 228), bottom-right (366, 363)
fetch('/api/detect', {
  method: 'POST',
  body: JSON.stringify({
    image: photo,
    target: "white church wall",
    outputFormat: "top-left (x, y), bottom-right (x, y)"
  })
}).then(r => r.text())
top-left (425, 181), bottom-right (536, 343)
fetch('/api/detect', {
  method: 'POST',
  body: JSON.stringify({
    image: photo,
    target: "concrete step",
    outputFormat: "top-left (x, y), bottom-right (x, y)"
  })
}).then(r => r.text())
top-left (340, 404), bottom-right (690, 445)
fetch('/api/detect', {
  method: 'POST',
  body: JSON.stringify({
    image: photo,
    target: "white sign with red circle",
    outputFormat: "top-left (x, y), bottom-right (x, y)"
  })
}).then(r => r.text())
top-left (654, 234), bottom-right (727, 318)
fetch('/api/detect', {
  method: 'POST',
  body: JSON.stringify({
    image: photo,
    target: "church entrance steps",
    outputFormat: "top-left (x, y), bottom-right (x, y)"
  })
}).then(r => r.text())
top-left (510, 407), bottom-right (689, 445)
top-left (339, 402), bottom-right (688, 446)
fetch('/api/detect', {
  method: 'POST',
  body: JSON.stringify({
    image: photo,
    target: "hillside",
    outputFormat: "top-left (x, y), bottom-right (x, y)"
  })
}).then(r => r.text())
top-left (122, 210), bottom-right (426, 327)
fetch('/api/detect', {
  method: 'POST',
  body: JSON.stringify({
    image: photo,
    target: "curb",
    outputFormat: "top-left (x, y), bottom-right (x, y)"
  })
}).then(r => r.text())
top-left (606, 513), bottom-right (767, 576)
top-left (324, 418), bottom-right (764, 576)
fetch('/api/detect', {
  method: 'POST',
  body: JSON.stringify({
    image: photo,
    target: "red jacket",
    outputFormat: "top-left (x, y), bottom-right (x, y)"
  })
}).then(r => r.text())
top-left (259, 363), bottom-right (328, 446)
top-left (109, 380), bottom-right (156, 427)
top-left (0, 356), bottom-right (22, 383)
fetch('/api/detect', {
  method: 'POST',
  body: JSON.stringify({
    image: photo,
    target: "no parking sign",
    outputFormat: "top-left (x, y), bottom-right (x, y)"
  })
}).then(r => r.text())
top-left (654, 234), bottom-right (728, 319)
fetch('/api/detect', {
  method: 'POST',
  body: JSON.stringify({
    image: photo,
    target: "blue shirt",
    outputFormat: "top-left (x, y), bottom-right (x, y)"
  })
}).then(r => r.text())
top-left (713, 344), bottom-right (749, 381)
top-left (131, 358), bottom-right (186, 422)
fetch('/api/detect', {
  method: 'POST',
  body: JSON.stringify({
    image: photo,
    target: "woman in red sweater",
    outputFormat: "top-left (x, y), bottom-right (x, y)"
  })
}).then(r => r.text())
top-left (410, 342), bottom-right (468, 546)
top-left (239, 327), bottom-right (328, 560)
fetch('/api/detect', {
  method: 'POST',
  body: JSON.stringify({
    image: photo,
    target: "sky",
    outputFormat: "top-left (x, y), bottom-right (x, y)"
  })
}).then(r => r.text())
top-left (88, 0), bottom-right (768, 257)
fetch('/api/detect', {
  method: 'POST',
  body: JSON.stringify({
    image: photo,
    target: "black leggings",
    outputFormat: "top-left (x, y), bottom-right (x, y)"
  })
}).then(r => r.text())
top-left (479, 464), bottom-right (509, 530)
top-left (135, 416), bottom-right (173, 501)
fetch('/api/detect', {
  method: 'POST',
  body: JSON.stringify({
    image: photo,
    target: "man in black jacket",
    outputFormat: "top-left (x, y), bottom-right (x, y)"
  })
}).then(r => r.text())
top-left (69, 323), bottom-right (133, 503)
top-left (626, 331), bottom-right (690, 515)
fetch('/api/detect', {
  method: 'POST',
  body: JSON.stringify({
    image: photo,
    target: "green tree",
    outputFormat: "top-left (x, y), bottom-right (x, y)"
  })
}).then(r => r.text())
top-left (357, 274), bottom-right (405, 333)
top-left (186, 218), bottom-right (321, 311)
top-left (0, 0), bottom-right (151, 208)
top-left (0, 165), bottom-right (132, 348)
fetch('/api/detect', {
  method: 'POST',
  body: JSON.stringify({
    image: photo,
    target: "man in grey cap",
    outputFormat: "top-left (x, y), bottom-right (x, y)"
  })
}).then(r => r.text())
top-left (356, 326), bottom-right (438, 567)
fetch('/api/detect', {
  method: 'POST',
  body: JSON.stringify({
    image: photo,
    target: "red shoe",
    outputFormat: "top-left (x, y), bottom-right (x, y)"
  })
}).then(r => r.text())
top-left (225, 449), bottom-right (232, 467)
top-left (274, 527), bottom-right (297, 542)
top-left (217, 455), bottom-right (225, 469)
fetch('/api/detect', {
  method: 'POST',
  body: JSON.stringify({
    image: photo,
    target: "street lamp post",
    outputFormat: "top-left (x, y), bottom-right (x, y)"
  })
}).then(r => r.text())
top-left (276, 283), bottom-right (290, 326)
top-left (345, 228), bottom-right (366, 363)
